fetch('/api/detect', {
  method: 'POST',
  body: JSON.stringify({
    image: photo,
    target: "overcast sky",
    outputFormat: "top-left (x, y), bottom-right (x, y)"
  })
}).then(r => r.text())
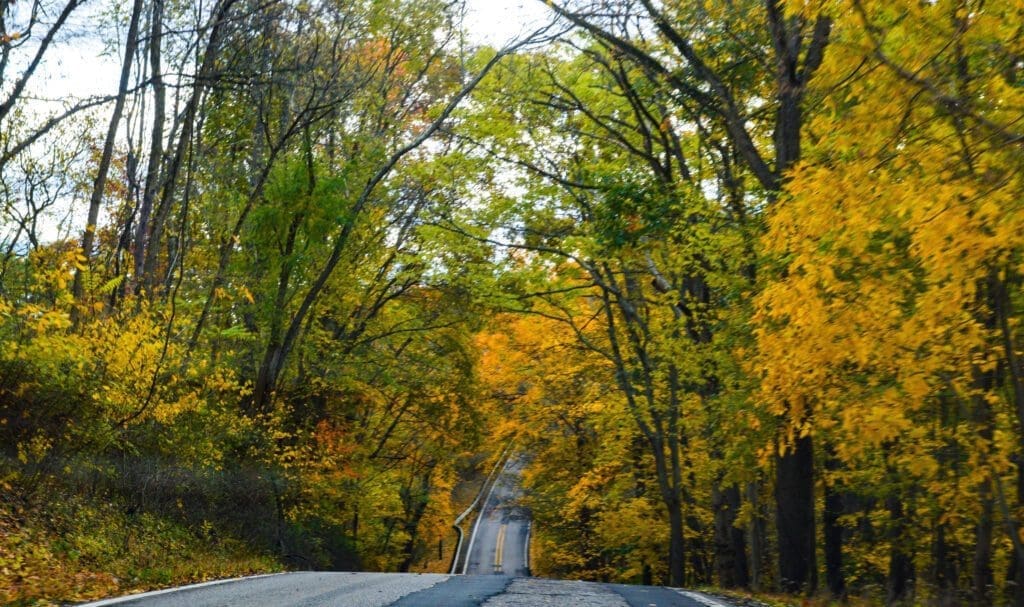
top-left (465, 0), bottom-right (554, 46)
top-left (9, 0), bottom-right (557, 241)
top-left (37, 0), bottom-right (553, 102)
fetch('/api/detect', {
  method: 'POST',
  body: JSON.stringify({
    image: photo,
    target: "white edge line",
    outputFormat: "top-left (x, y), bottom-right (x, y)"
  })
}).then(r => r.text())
top-left (450, 442), bottom-right (514, 574)
top-left (523, 521), bottom-right (531, 573)
top-left (676, 590), bottom-right (736, 607)
top-left (462, 455), bottom-right (513, 574)
top-left (77, 572), bottom-right (287, 606)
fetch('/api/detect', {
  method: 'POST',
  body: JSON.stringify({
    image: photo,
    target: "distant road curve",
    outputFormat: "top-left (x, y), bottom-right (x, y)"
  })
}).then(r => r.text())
top-left (77, 572), bottom-right (734, 606)
top-left (462, 455), bottom-right (530, 576)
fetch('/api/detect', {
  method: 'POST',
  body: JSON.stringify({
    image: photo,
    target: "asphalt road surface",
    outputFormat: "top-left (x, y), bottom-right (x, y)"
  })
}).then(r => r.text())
top-left (78, 573), bottom-right (731, 607)
top-left (463, 456), bottom-right (531, 576)
top-left (79, 456), bottom-right (734, 606)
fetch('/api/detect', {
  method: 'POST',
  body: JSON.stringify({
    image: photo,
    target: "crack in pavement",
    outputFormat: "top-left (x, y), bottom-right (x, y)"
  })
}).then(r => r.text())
top-left (482, 578), bottom-right (630, 607)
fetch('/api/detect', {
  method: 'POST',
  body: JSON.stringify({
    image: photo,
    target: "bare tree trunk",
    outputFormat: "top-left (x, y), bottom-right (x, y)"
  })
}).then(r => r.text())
top-left (398, 465), bottom-right (435, 572)
top-left (142, 0), bottom-right (239, 292)
top-left (666, 486), bottom-right (687, 587)
top-left (1010, 461), bottom-right (1024, 607)
top-left (973, 450), bottom-right (995, 603)
top-left (132, 0), bottom-right (166, 296)
top-left (931, 519), bottom-right (958, 602)
top-left (72, 0), bottom-right (143, 309)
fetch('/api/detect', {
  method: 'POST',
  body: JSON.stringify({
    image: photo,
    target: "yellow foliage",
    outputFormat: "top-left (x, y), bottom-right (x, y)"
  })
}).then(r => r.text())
top-left (750, 0), bottom-right (1024, 591)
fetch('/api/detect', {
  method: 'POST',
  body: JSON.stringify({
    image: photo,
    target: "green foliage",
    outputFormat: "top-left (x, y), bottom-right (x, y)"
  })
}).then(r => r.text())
top-left (0, 1), bottom-right (495, 602)
top-left (5, 0), bottom-right (1024, 602)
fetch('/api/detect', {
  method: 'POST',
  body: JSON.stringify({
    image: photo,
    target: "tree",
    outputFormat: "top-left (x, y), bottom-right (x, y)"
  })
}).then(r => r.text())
top-left (753, 0), bottom-right (1024, 602)
top-left (538, 0), bottom-right (832, 592)
top-left (72, 0), bottom-right (143, 308)
top-left (449, 38), bottom-right (764, 585)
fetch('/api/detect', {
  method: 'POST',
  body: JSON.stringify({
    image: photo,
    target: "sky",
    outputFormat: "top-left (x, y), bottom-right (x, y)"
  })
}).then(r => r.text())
top-left (15, 0), bottom-right (554, 103)
top-left (464, 0), bottom-right (554, 46)
top-left (29, 0), bottom-right (556, 116)
top-left (4, 0), bottom-right (556, 242)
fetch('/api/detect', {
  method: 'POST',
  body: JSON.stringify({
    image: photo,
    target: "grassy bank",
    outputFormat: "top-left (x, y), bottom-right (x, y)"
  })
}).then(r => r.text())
top-left (1, 492), bottom-right (281, 606)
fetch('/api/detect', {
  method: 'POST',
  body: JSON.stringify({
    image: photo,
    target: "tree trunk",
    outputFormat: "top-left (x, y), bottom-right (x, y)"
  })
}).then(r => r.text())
top-left (823, 451), bottom-right (846, 599)
top-left (131, 0), bottom-right (165, 296)
top-left (931, 520), bottom-right (958, 602)
top-left (398, 468), bottom-right (433, 572)
top-left (974, 479), bottom-right (995, 605)
top-left (72, 0), bottom-right (143, 308)
top-left (747, 478), bottom-right (767, 591)
top-left (886, 494), bottom-right (915, 605)
top-left (655, 425), bottom-right (687, 587)
top-left (994, 273), bottom-right (1024, 607)
top-left (775, 434), bottom-right (816, 594)
top-left (668, 494), bottom-right (686, 587)
top-left (714, 482), bottom-right (749, 588)
top-left (972, 273), bottom-right (1000, 605)
top-left (728, 484), bottom-right (750, 588)
top-left (142, 0), bottom-right (238, 292)
top-left (253, 343), bottom-right (286, 413)
top-left (1011, 461), bottom-right (1024, 607)
top-left (764, 10), bottom-right (828, 595)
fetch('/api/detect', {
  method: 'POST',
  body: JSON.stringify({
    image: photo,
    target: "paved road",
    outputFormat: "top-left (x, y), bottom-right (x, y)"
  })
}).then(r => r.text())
top-left (79, 573), bottom-right (728, 607)
top-left (463, 456), bottom-right (531, 576)
top-left (79, 455), bottom-right (733, 606)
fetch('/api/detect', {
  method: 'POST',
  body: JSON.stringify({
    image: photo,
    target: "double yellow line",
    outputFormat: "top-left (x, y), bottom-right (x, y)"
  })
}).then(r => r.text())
top-left (493, 523), bottom-right (507, 572)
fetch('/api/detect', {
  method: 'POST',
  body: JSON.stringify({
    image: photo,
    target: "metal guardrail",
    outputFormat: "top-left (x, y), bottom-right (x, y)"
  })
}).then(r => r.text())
top-left (449, 441), bottom-right (514, 575)
top-left (461, 454), bottom-right (513, 574)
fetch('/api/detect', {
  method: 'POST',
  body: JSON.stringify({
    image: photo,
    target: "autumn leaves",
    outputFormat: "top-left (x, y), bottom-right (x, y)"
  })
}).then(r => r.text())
top-left (463, 0), bottom-right (1024, 603)
top-left (0, 0), bottom-right (1022, 604)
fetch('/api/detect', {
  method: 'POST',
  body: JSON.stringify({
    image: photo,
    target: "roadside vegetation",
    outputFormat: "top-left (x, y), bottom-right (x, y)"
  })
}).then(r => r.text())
top-left (1, 493), bottom-right (279, 604)
top-left (1, 0), bottom-right (1022, 605)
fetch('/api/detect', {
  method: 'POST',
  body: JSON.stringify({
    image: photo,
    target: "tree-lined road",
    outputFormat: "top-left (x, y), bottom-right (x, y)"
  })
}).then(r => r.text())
top-left (463, 456), bottom-right (531, 576)
top-left (79, 454), bottom-right (732, 606)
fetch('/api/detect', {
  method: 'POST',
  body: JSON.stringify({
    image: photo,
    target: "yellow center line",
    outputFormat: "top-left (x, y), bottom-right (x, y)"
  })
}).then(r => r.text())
top-left (494, 523), bottom-right (507, 571)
